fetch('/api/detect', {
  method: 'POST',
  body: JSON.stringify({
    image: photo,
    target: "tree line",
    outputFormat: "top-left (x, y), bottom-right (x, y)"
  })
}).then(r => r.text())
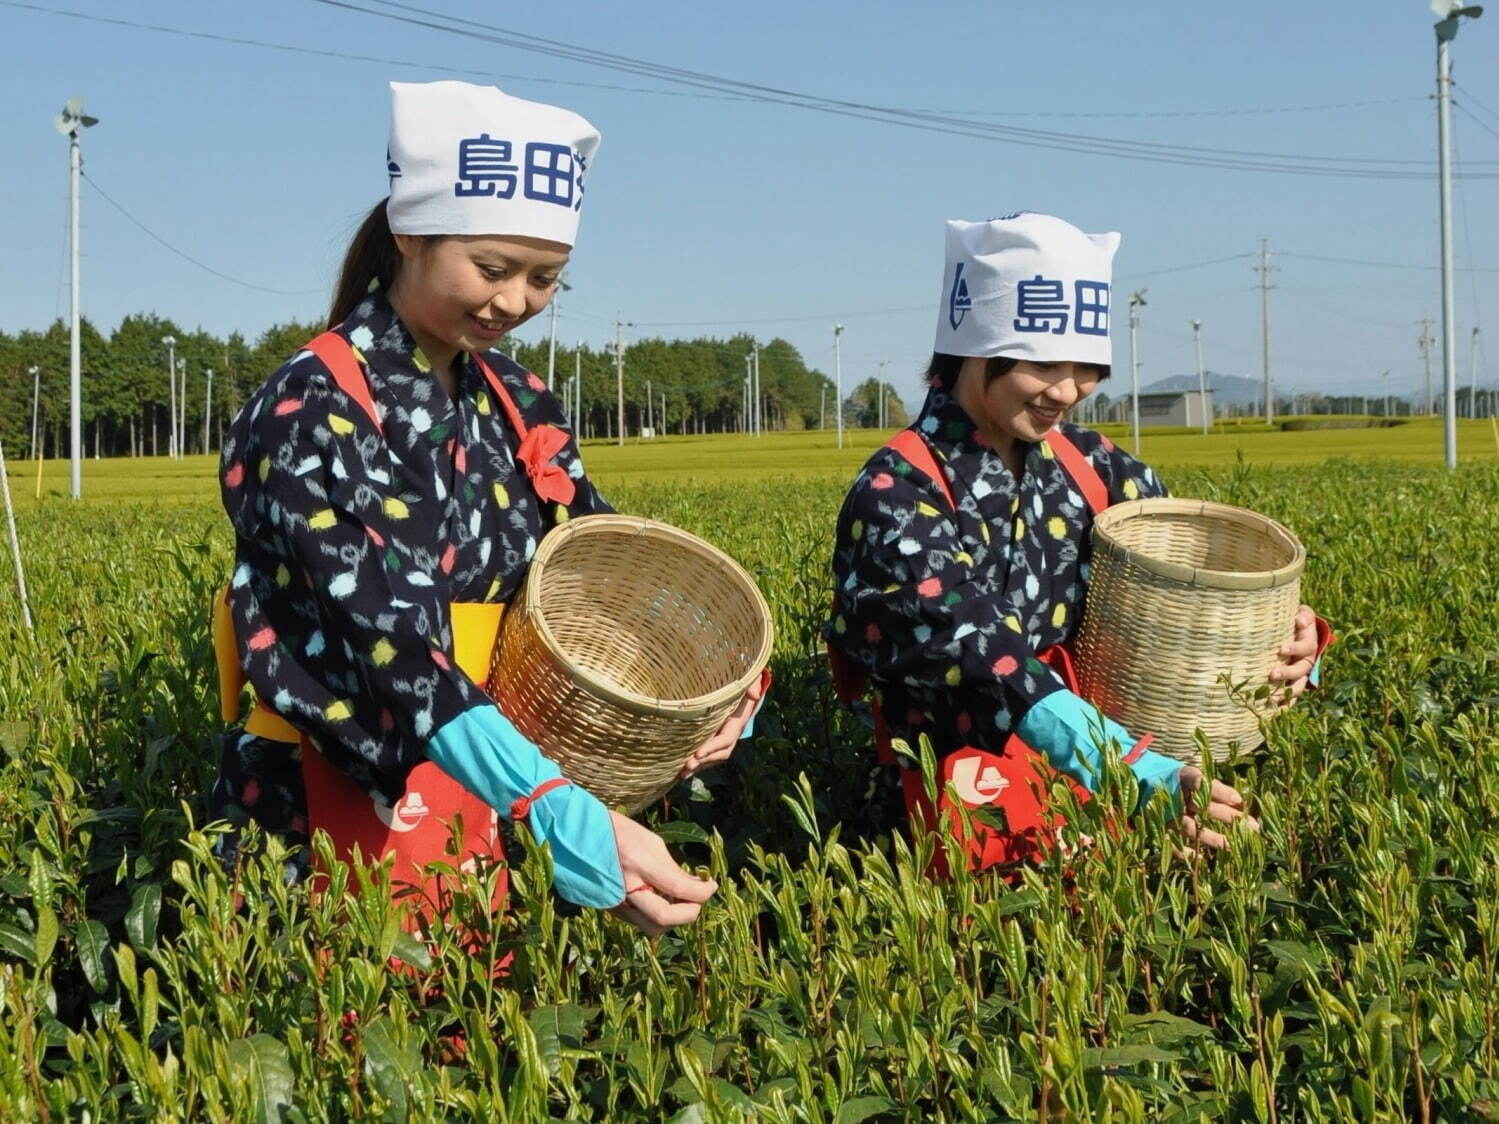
top-left (0, 316), bottom-right (909, 458)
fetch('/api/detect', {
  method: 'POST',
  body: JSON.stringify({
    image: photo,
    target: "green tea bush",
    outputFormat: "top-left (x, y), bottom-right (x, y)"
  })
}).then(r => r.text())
top-left (0, 457), bottom-right (1494, 1121)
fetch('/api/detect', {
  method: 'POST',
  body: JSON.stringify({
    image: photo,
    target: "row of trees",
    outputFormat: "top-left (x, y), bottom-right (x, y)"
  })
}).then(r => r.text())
top-left (0, 317), bottom-right (910, 458)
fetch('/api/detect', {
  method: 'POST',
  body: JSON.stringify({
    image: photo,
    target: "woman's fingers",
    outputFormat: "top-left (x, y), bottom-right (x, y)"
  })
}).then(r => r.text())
top-left (1209, 779), bottom-right (1245, 808)
top-left (1204, 799), bottom-right (1260, 831)
top-left (624, 887), bottom-right (708, 930)
top-left (1181, 816), bottom-right (1230, 851)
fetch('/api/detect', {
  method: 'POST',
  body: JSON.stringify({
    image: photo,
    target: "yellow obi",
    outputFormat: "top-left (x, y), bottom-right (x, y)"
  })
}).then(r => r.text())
top-left (212, 587), bottom-right (507, 743)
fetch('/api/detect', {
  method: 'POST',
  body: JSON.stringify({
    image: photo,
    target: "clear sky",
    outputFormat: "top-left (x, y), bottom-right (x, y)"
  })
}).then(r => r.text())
top-left (4, 0), bottom-right (1496, 408)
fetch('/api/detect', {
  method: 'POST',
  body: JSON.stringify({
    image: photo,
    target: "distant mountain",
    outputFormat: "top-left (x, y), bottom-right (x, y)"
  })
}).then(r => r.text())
top-left (1140, 371), bottom-right (1264, 406)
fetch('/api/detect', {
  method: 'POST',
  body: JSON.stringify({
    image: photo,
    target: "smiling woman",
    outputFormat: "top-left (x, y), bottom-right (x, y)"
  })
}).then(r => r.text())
top-left (211, 79), bottom-right (763, 951)
top-left (827, 212), bottom-right (1330, 877)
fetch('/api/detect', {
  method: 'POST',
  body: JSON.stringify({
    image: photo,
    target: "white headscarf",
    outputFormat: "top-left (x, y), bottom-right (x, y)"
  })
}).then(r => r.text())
top-left (933, 212), bottom-right (1120, 367)
top-left (386, 80), bottom-right (601, 247)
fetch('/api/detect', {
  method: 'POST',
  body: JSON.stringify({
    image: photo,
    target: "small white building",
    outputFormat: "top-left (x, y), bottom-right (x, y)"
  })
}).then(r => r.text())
top-left (1110, 390), bottom-right (1214, 428)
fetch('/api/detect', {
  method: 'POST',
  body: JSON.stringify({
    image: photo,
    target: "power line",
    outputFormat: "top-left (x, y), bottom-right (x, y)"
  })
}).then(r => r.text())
top-left (1451, 80), bottom-right (1499, 127)
top-left (0, 0), bottom-right (756, 104)
top-left (938, 96), bottom-right (1429, 120)
top-left (1280, 251), bottom-right (1499, 274)
top-left (1454, 100), bottom-right (1499, 145)
top-left (311, 0), bottom-right (1499, 179)
top-left (81, 172), bottom-right (325, 296)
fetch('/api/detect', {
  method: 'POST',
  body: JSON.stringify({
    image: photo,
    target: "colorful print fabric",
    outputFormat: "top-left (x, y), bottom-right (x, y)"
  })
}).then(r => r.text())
top-left (212, 287), bottom-right (610, 848)
top-left (826, 383), bottom-right (1166, 762)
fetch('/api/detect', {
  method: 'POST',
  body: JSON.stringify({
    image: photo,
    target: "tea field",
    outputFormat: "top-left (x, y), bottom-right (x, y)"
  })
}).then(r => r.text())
top-left (0, 426), bottom-right (1496, 1121)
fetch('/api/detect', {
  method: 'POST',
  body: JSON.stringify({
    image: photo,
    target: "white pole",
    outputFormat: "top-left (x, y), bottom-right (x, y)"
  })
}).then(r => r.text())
top-left (546, 297), bottom-right (559, 391)
top-left (0, 442), bottom-right (33, 635)
top-left (744, 355), bottom-right (752, 434)
top-left (753, 345), bottom-right (762, 436)
top-left (28, 368), bottom-right (40, 460)
top-left (204, 367), bottom-right (213, 454)
top-left (877, 359), bottom-right (889, 429)
top-left (573, 343), bottom-right (582, 424)
top-left (1127, 291), bottom-right (1145, 453)
top-left (1192, 319), bottom-right (1208, 435)
top-left (163, 338), bottom-right (177, 459)
top-left (819, 385), bottom-right (826, 431)
top-left (614, 318), bottom-right (625, 447)
top-left (833, 324), bottom-right (844, 450)
top-left (68, 132), bottom-right (82, 499)
top-left (178, 358), bottom-right (188, 457)
top-left (1437, 21), bottom-right (1459, 467)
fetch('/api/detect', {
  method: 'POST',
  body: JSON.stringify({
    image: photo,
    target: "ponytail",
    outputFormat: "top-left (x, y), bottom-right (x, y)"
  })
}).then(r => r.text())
top-left (328, 199), bottom-right (403, 329)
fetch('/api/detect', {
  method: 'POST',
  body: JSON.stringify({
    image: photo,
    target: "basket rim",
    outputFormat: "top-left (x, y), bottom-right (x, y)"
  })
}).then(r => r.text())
top-left (521, 514), bottom-right (775, 718)
top-left (1091, 497), bottom-right (1306, 591)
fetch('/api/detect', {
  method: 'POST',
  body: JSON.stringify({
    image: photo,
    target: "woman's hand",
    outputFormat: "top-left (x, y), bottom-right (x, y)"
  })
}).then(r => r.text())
top-left (607, 810), bottom-right (717, 937)
top-left (1269, 604), bottom-right (1319, 708)
top-left (678, 676), bottom-right (767, 780)
top-left (1177, 766), bottom-right (1260, 852)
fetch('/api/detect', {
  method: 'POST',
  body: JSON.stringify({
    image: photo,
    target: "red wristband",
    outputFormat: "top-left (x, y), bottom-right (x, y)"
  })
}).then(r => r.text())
top-left (509, 777), bottom-right (572, 822)
top-left (1122, 733), bottom-right (1155, 766)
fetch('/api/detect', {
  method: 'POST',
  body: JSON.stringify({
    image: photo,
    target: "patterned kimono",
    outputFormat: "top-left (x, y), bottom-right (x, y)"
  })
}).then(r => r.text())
top-left (212, 288), bottom-right (610, 874)
top-left (827, 382), bottom-right (1168, 773)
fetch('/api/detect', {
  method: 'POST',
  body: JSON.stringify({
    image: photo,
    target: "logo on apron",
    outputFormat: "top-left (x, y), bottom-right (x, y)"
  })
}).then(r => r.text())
top-left (949, 750), bottom-right (1010, 806)
top-left (373, 791), bottom-right (431, 833)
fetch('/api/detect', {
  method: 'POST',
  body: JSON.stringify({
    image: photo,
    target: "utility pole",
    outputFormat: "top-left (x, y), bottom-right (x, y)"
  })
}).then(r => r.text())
top-left (1127, 290), bottom-right (1146, 452)
top-left (161, 336), bottom-right (178, 459)
top-left (55, 98), bottom-right (97, 499)
top-left (1191, 319), bottom-right (1208, 435)
top-left (546, 294), bottom-right (559, 391)
top-left (204, 367), bottom-right (213, 454)
top-left (645, 378), bottom-right (653, 434)
top-left (753, 344), bottom-right (762, 436)
top-left (743, 355), bottom-right (753, 434)
top-left (1382, 371), bottom-right (1391, 418)
top-left (1471, 327), bottom-right (1483, 419)
top-left (1434, 2), bottom-right (1481, 463)
top-left (613, 317), bottom-right (625, 447)
top-left (819, 384), bottom-right (826, 431)
top-left (1255, 240), bottom-right (1275, 426)
top-left (1418, 319), bottom-right (1435, 415)
top-left (833, 324), bottom-right (845, 450)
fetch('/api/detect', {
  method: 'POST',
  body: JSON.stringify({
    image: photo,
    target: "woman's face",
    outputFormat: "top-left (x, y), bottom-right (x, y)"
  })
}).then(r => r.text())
top-left (957, 356), bottom-right (1103, 445)
top-left (390, 234), bottom-right (569, 361)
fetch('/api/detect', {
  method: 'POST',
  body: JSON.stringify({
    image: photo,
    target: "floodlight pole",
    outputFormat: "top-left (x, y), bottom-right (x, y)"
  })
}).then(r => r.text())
top-left (833, 324), bottom-right (845, 450)
top-left (161, 336), bottom-right (177, 459)
top-left (177, 357), bottom-right (188, 458)
top-left (1191, 319), bottom-right (1208, 435)
top-left (1127, 291), bottom-right (1146, 453)
top-left (204, 367), bottom-right (213, 454)
top-left (1434, 3), bottom-right (1481, 466)
top-left (67, 126), bottom-right (83, 496)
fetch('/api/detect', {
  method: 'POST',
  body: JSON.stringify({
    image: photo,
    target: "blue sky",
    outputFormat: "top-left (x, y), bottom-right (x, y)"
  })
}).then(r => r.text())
top-left (4, 0), bottom-right (1496, 407)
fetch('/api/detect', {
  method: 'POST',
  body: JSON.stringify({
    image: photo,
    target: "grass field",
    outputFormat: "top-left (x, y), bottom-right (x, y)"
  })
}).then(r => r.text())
top-left (0, 423), bottom-right (1496, 1119)
top-left (9, 417), bottom-right (1499, 506)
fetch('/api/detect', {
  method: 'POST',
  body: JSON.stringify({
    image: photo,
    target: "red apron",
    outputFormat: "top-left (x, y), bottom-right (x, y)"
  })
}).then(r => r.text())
top-left (829, 426), bottom-right (1121, 877)
top-left (213, 331), bottom-right (579, 930)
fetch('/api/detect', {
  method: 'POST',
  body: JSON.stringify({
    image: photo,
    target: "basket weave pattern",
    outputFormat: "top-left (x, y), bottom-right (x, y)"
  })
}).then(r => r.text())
top-left (490, 515), bottom-right (773, 814)
top-left (1073, 499), bottom-right (1305, 763)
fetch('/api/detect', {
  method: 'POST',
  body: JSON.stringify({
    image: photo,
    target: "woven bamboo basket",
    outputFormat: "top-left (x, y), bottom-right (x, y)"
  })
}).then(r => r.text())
top-left (489, 514), bottom-right (774, 814)
top-left (1073, 498), bottom-right (1305, 763)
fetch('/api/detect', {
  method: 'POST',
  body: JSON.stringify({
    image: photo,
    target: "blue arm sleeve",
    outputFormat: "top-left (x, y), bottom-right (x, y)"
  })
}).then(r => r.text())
top-left (425, 705), bottom-right (625, 909)
top-left (1015, 691), bottom-right (1183, 815)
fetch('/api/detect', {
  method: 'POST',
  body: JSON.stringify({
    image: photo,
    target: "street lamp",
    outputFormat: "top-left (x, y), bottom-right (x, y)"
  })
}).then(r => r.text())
top-left (54, 96), bottom-right (98, 499)
top-left (1433, 0), bottom-right (1484, 466)
top-left (161, 336), bottom-right (178, 459)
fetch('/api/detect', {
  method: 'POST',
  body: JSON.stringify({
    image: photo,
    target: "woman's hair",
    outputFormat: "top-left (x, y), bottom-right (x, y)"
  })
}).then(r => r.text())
top-left (921, 353), bottom-right (1110, 389)
top-left (328, 199), bottom-right (439, 328)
